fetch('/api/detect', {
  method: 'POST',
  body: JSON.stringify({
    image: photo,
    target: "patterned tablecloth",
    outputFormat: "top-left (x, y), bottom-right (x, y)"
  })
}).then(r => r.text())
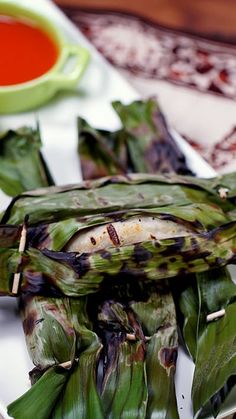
top-left (61, 6), bottom-right (236, 175)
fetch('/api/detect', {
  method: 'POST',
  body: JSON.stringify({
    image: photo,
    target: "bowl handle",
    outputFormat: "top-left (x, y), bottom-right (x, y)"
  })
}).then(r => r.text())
top-left (49, 44), bottom-right (90, 89)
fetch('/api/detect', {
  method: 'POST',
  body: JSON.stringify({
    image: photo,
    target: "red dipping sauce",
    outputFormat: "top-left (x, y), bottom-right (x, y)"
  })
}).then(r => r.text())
top-left (0, 15), bottom-right (59, 86)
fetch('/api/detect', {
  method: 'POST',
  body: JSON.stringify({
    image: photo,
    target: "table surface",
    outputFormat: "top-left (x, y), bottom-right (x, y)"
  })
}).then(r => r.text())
top-left (54, 0), bottom-right (236, 42)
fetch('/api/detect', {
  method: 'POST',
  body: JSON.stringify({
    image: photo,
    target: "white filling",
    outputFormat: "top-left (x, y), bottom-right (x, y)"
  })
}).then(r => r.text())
top-left (66, 216), bottom-right (192, 253)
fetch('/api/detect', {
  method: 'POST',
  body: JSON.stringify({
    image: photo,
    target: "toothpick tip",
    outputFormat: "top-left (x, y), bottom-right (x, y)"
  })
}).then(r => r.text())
top-left (206, 308), bottom-right (225, 322)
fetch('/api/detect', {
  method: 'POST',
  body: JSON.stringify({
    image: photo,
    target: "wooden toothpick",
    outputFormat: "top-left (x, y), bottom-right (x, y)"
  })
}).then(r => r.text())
top-left (218, 187), bottom-right (229, 199)
top-left (59, 360), bottom-right (72, 369)
top-left (206, 308), bottom-right (225, 322)
top-left (12, 222), bottom-right (28, 294)
top-left (12, 272), bottom-right (22, 295)
top-left (126, 333), bottom-right (151, 341)
top-left (126, 333), bottom-right (137, 341)
top-left (59, 358), bottom-right (78, 369)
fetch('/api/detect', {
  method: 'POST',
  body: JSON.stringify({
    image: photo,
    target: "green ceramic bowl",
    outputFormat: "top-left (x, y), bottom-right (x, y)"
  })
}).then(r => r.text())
top-left (0, 2), bottom-right (90, 114)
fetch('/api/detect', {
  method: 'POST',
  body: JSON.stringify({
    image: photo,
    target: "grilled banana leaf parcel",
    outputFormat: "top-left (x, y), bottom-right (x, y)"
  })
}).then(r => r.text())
top-left (1, 171), bottom-right (236, 418)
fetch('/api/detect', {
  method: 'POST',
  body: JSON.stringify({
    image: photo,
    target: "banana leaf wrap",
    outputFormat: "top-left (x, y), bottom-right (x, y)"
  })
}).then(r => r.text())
top-left (0, 126), bottom-right (54, 196)
top-left (96, 300), bottom-right (149, 418)
top-left (130, 288), bottom-right (179, 418)
top-left (8, 277), bottom-right (179, 418)
top-left (8, 295), bottom-right (104, 419)
top-left (179, 267), bottom-right (236, 418)
top-left (2, 172), bottom-right (236, 225)
top-left (78, 98), bottom-right (193, 179)
top-left (1, 172), bottom-right (236, 297)
top-left (86, 278), bottom-right (178, 418)
top-left (1, 220), bottom-right (236, 298)
top-left (1, 172), bottom-right (236, 418)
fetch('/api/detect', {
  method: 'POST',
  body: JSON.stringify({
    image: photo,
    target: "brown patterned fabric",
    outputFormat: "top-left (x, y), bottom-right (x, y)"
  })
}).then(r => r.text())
top-left (64, 8), bottom-right (236, 100)
top-left (61, 6), bottom-right (236, 174)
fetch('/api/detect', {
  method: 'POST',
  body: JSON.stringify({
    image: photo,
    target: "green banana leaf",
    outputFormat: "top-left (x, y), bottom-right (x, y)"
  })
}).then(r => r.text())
top-left (97, 301), bottom-right (148, 418)
top-left (131, 288), bottom-right (179, 418)
top-left (94, 279), bottom-right (179, 418)
top-left (78, 118), bottom-right (127, 179)
top-left (179, 267), bottom-right (236, 417)
top-left (8, 295), bottom-right (104, 419)
top-left (1, 218), bottom-right (236, 298)
top-left (8, 366), bottom-right (69, 419)
top-left (19, 295), bottom-right (77, 369)
top-left (2, 170), bottom-right (236, 418)
top-left (196, 376), bottom-right (236, 419)
top-left (210, 380), bottom-right (236, 419)
top-left (113, 98), bottom-right (193, 175)
top-left (179, 277), bottom-right (199, 361)
top-left (1, 171), bottom-right (236, 298)
top-left (0, 126), bottom-right (54, 196)
top-left (78, 98), bottom-right (193, 179)
top-left (51, 354), bottom-right (104, 419)
top-left (192, 268), bottom-right (236, 417)
top-left (2, 172), bottom-right (236, 226)
top-left (49, 296), bottom-right (104, 419)
top-left (101, 339), bottom-right (148, 418)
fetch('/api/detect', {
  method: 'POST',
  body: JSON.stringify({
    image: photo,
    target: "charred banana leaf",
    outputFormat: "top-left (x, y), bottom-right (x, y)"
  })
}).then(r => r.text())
top-left (1, 173), bottom-right (236, 297)
top-left (0, 220), bottom-right (236, 298)
top-left (131, 288), bottom-right (179, 418)
top-left (78, 98), bottom-right (193, 179)
top-left (2, 172), bottom-right (236, 226)
top-left (8, 296), bottom-right (104, 419)
top-left (90, 278), bottom-right (178, 418)
top-left (1, 171), bottom-right (236, 419)
top-left (97, 300), bottom-right (148, 418)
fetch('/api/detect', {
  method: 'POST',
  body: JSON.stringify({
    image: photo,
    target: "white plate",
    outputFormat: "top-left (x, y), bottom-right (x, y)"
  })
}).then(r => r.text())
top-left (0, 1), bottom-right (233, 419)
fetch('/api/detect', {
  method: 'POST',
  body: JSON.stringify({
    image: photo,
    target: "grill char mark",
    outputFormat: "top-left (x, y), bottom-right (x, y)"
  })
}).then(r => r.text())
top-left (106, 223), bottom-right (120, 246)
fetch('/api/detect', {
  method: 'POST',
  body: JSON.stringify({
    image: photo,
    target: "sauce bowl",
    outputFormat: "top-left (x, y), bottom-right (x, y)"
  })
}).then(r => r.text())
top-left (0, 2), bottom-right (90, 114)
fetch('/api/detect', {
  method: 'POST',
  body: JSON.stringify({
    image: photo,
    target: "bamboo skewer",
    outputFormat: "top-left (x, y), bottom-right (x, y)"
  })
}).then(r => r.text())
top-left (59, 360), bottom-right (73, 369)
top-left (126, 333), bottom-right (151, 341)
top-left (206, 309), bottom-right (225, 322)
top-left (218, 187), bottom-right (229, 199)
top-left (59, 358), bottom-right (79, 369)
top-left (12, 222), bottom-right (27, 294)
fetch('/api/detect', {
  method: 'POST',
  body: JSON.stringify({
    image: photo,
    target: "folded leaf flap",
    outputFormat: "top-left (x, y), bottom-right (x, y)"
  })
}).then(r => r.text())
top-left (8, 367), bottom-right (68, 419)
top-left (192, 268), bottom-right (236, 416)
top-left (0, 126), bottom-right (54, 197)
